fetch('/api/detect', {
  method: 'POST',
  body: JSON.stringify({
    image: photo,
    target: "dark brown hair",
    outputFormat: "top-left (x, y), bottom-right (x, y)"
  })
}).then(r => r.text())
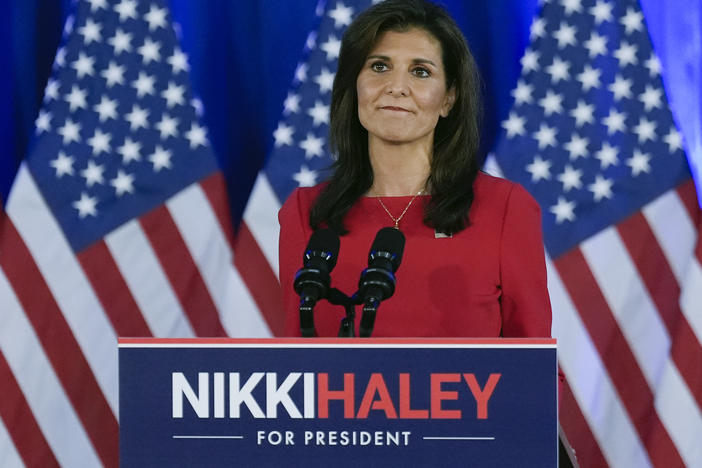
top-left (310, 0), bottom-right (482, 235)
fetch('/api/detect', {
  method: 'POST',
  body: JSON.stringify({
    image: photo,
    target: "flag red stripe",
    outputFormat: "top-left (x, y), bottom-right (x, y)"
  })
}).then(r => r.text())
top-left (0, 350), bottom-right (60, 468)
top-left (559, 377), bottom-right (608, 468)
top-left (199, 174), bottom-right (285, 336)
top-left (140, 205), bottom-right (226, 337)
top-left (0, 219), bottom-right (118, 467)
top-left (676, 178), bottom-right (700, 223)
top-left (78, 240), bottom-right (153, 337)
top-left (617, 213), bottom-right (702, 408)
top-left (234, 222), bottom-right (285, 336)
top-left (554, 248), bottom-right (684, 468)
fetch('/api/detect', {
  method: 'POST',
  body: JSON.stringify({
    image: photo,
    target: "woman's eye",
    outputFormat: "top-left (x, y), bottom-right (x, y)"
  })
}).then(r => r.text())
top-left (370, 61), bottom-right (388, 72)
top-left (412, 67), bottom-right (431, 78)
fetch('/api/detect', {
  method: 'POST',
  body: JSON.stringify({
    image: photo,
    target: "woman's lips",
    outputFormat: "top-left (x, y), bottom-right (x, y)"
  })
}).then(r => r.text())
top-left (380, 106), bottom-right (411, 112)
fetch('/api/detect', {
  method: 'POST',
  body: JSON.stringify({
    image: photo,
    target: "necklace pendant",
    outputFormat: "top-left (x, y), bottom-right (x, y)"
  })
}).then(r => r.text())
top-left (394, 220), bottom-right (400, 230)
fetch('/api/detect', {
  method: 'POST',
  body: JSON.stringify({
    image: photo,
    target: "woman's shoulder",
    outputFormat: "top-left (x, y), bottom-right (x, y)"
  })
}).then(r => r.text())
top-left (472, 171), bottom-right (540, 212)
top-left (282, 183), bottom-right (327, 210)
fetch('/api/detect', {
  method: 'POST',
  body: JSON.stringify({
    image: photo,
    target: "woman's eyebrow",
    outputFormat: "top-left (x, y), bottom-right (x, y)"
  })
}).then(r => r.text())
top-left (365, 54), bottom-right (437, 67)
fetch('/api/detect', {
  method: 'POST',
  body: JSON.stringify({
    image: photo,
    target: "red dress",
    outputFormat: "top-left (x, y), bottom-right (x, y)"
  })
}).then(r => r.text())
top-left (278, 172), bottom-right (552, 338)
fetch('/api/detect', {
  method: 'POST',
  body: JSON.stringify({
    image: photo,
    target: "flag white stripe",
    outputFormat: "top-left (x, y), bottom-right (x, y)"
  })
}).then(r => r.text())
top-left (243, 174), bottom-right (282, 277)
top-left (0, 269), bottom-right (102, 468)
top-left (680, 259), bottom-right (702, 345)
top-left (0, 416), bottom-right (24, 468)
top-left (654, 361), bottom-right (702, 467)
top-left (642, 190), bottom-right (697, 285)
top-left (581, 228), bottom-right (670, 388)
top-left (105, 219), bottom-right (194, 338)
top-left (167, 184), bottom-right (272, 337)
top-left (6, 165), bottom-right (118, 415)
top-left (547, 257), bottom-right (653, 468)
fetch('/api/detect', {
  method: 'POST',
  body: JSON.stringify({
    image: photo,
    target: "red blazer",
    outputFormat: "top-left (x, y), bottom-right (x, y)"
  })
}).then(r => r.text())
top-left (278, 172), bottom-right (552, 338)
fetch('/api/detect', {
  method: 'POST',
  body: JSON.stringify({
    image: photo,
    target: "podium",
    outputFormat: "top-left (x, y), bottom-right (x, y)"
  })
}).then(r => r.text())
top-left (119, 338), bottom-right (557, 467)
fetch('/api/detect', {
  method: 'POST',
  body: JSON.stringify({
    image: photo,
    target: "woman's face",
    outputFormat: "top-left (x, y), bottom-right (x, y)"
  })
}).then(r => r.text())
top-left (356, 27), bottom-right (455, 148)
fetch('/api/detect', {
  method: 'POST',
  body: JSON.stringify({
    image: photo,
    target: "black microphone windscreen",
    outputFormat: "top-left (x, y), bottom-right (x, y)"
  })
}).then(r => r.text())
top-left (369, 227), bottom-right (405, 271)
top-left (305, 228), bottom-right (340, 269)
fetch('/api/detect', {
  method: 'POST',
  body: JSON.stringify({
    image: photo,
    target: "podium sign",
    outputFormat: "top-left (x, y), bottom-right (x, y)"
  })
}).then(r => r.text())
top-left (119, 338), bottom-right (557, 467)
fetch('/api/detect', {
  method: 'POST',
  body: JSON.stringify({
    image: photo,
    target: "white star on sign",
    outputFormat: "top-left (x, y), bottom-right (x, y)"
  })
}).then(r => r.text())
top-left (108, 28), bottom-right (132, 54)
top-left (293, 165), bottom-right (318, 187)
top-left (94, 96), bottom-right (118, 122)
top-left (328, 2), bottom-right (354, 28)
top-left (137, 38), bottom-right (161, 64)
top-left (314, 67), bottom-right (335, 93)
top-left (502, 112), bottom-right (526, 138)
top-left (72, 52), bottom-right (95, 78)
top-left (273, 122), bottom-right (294, 147)
top-left (294, 62), bottom-right (308, 83)
top-left (81, 160), bottom-right (105, 186)
top-left (73, 192), bottom-right (98, 218)
top-left (87, 129), bottom-right (112, 156)
top-left (627, 150), bottom-right (651, 176)
top-left (50, 151), bottom-right (75, 177)
top-left (125, 104), bottom-right (150, 131)
top-left (550, 197), bottom-right (576, 223)
top-left (86, 0), bottom-right (107, 11)
top-left (557, 164), bottom-right (583, 192)
top-left (101, 61), bottom-right (126, 87)
top-left (644, 54), bottom-right (662, 76)
top-left (307, 100), bottom-right (330, 126)
top-left (533, 123), bottom-right (558, 149)
top-left (562, 0), bottom-right (583, 14)
top-left (65, 85), bottom-right (88, 111)
top-left (111, 170), bottom-right (135, 196)
top-left (144, 5), bottom-right (167, 31)
top-left (530, 18), bottom-right (546, 40)
top-left (588, 175), bottom-right (614, 202)
top-left (149, 145), bottom-right (172, 171)
top-left (526, 156), bottom-right (552, 182)
top-left (595, 142), bottom-right (619, 168)
top-left (58, 118), bottom-right (82, 144)
top-left (117, 137), bottom-right (142, 163)
top-left (185, 123), bottom-right (207, 148)
top-left (44, 79), bottom-right (60, 101)
top-left (78, 18), bottom-right (102, 44)
top-left (299, 133), bottom-right (325, 158)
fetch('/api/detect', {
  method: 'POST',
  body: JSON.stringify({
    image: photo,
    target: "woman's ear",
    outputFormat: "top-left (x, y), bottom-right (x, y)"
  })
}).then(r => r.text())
top-left (441, 87), bottom-right (456, 117)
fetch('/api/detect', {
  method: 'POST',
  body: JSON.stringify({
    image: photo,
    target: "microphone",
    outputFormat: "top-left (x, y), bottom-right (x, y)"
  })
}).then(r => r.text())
top-left (293, 228), bottom-right (340, 336)
top-left (358, 227), bottom-right (405, 337)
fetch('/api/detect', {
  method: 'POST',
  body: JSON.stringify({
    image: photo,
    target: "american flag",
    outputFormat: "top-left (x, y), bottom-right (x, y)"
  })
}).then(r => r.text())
top-left (494, 0), bottom-right (702, 466)
top-left (0, 0), bottom-right (269, 466)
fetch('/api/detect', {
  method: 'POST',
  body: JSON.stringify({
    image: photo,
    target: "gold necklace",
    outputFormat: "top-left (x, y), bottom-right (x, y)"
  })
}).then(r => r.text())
top-left (375, 190), bottom-right (423, 230)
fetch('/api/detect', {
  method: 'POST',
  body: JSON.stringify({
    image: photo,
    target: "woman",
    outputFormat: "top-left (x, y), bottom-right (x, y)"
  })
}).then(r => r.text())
top-left (279, 0), bottom-right (551, 338)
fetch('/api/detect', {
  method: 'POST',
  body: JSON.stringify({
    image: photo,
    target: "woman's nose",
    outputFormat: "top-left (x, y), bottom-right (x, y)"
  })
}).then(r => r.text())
top-left (385, 71), bottom-right (409, 96)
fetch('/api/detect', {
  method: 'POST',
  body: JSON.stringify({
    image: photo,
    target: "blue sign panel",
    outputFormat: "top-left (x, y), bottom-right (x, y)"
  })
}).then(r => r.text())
top-left (119, 339), bottom-right (557, 467)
